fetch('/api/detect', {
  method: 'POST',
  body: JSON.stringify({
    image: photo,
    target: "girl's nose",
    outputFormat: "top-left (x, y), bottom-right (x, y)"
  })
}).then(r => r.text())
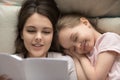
top-left (35, 32), bottom-right (42, 42)
top-left (74, 42), bottom-right (82, 49)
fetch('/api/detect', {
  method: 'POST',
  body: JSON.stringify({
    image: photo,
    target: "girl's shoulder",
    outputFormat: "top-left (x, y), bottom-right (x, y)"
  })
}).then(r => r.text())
top-left (96, 32), bottom-right (120, 54)
top-left (96, 32), bottom-right (120, 45)
top-left (102, 32), bottom-right (120, 38)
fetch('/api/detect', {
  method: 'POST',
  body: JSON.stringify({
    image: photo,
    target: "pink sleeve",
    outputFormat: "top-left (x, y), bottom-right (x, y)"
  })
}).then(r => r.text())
top-left (97, 32), bottom-right (120, 54)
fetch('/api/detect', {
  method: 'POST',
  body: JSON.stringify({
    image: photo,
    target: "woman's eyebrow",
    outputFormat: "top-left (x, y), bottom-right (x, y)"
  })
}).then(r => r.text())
top-left (25, 26), bottom-right (35, 29)
top-left (43, 27), bottom-right (53, 30)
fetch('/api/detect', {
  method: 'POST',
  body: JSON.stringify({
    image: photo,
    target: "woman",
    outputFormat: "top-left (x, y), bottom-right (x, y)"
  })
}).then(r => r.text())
top-left (0, 0), bottom-right (77, 80)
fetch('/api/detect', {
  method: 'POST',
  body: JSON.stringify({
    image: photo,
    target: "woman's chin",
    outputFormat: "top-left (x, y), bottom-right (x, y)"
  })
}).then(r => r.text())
top-left (30, 51), bottom-right (46, 57)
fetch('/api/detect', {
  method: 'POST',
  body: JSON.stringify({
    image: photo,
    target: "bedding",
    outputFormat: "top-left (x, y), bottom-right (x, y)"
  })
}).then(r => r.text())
top-left (0, 0), bottom-right (120, 53)
top-left (0, 0), bottom-right (23, 6)
top-left (55, 0), bottom-right (120, 17)
top-left (1, 0), bottom-right (120, 17)
top-left (97, 18), bottom-right (120, 34)
top-left (0, 4), bottom-right (20, 53)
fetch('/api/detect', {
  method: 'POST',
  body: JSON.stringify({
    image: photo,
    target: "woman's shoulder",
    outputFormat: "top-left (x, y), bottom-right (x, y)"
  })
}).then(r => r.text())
top-left (48, 52), bottom-right (74, 62)
top-left (12, 53), bottom-right (24, 58)
top-left (48, 52), bottom-right (63, 57)
top-left (48, 52), bottom-right (72, 58)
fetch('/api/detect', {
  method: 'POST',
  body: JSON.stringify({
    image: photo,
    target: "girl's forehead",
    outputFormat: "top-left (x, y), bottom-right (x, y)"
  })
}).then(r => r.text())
top-left (59, 28), bottom-right (73, 49)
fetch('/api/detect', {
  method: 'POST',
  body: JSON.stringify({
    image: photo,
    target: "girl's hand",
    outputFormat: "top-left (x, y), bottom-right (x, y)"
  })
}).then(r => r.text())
top-left (64, 49), bottom-right (78, 58)
top-left (64, 48), bottom-right (85, 60)
top-left (0, 74), bottom-right (12, 80)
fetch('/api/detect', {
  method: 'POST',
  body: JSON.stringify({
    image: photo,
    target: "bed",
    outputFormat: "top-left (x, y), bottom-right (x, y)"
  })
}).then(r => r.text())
top-left (0, 0), bottom-right (120, 53)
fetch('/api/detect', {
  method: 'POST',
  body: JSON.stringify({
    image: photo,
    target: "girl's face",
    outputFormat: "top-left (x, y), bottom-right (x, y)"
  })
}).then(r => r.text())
top-left (22, 13), bottom-right (53, 57)
top-left (59, 18), bottom-right (96, 54)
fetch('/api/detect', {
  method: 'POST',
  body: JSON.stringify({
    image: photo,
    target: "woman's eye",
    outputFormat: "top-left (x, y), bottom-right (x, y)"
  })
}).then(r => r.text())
top-left (27, 30), bottom-right (36, 33)
top-left (42, 31), bottom-right (51, 34)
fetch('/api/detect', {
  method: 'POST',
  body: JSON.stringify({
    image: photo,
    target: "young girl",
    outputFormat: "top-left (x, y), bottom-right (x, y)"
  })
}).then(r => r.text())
top-left (56, 14), bottom-right (120, 80)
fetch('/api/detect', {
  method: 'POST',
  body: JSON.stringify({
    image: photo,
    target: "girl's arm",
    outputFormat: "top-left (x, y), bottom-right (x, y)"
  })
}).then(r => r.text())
top-left (79, 51), bottom-right (117, 80)
top-left (73, 57), bottom-right (88, 80)
top-left (64, 50), bottom-right (88, 80)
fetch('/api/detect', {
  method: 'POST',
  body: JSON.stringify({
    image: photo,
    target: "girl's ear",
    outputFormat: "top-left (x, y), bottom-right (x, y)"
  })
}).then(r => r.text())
top-left (80, 17), bottom-right (90, 26)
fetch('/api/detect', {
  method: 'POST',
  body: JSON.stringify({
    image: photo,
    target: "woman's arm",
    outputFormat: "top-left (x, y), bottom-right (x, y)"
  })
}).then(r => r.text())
top-left (79, 51), bottom-right (117, 80)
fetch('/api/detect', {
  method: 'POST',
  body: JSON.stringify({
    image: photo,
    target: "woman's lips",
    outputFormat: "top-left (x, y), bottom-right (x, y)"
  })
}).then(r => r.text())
top-left (32, 44), bottom-right (44, 50)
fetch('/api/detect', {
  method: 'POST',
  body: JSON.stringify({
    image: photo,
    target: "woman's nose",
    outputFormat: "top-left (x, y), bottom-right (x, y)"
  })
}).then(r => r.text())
top-left (35, 32), bottom-right (42, 42)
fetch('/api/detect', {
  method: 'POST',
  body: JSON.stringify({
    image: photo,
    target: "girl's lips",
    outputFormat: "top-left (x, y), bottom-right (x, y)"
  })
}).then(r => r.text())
top-left (81, 40), bottom-right (87, 51)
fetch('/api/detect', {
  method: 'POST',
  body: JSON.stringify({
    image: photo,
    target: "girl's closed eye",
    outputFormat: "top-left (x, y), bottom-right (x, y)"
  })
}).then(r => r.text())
top-left (73, 36), bottom-right (78, 42)
top-left (71, 33), bottom-right (79, 42)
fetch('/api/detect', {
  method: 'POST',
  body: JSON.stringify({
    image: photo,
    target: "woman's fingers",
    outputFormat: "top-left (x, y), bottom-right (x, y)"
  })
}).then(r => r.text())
top-left (0, 74), bottom-right (12, 80)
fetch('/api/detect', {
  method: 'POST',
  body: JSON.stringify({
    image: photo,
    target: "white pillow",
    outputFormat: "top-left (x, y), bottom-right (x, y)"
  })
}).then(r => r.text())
top-left (0, 0), bottom-right (24, 5)
top-left (0, 5), bottom-right (20, 53)
top-left (97, 18), bottom-right (120, 34)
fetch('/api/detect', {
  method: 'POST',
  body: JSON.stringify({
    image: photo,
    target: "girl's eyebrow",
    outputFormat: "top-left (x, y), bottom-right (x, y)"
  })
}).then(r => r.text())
top-left (61, 46), bottom-right (69, 50)
top-left (70, 33), bottom-right (74, 41)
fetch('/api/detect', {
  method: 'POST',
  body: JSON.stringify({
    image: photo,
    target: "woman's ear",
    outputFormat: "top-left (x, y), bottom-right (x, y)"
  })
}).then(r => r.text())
top-left (80, 17), bottom-right (90, 26)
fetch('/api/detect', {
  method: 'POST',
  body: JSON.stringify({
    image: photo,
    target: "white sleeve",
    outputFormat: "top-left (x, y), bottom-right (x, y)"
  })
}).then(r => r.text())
top-left (66, 56), bottom-right (78, 80)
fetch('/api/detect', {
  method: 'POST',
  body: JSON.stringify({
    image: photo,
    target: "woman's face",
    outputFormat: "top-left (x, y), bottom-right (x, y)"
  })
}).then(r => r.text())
top-left (22, 13), bottom-right (53, 57)
top-left (59, 19), bottom-right (96, 55)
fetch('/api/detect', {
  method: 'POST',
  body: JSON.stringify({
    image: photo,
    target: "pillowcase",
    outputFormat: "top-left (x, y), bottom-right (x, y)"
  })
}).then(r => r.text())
top-left (0, 0), bottom-right (24, 6)
top-left (0, 4), bottom-right (20, 53)
top-left (97, 18), bottom-right (120, 34)
top-left (1, 0), bottom-right (120, 17)
top-left (55, 0), bottom-right (120, 17)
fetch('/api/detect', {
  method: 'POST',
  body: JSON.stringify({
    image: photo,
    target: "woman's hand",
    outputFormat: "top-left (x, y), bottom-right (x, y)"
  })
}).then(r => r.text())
top-left (0, 74), bottom-right (12, 80)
